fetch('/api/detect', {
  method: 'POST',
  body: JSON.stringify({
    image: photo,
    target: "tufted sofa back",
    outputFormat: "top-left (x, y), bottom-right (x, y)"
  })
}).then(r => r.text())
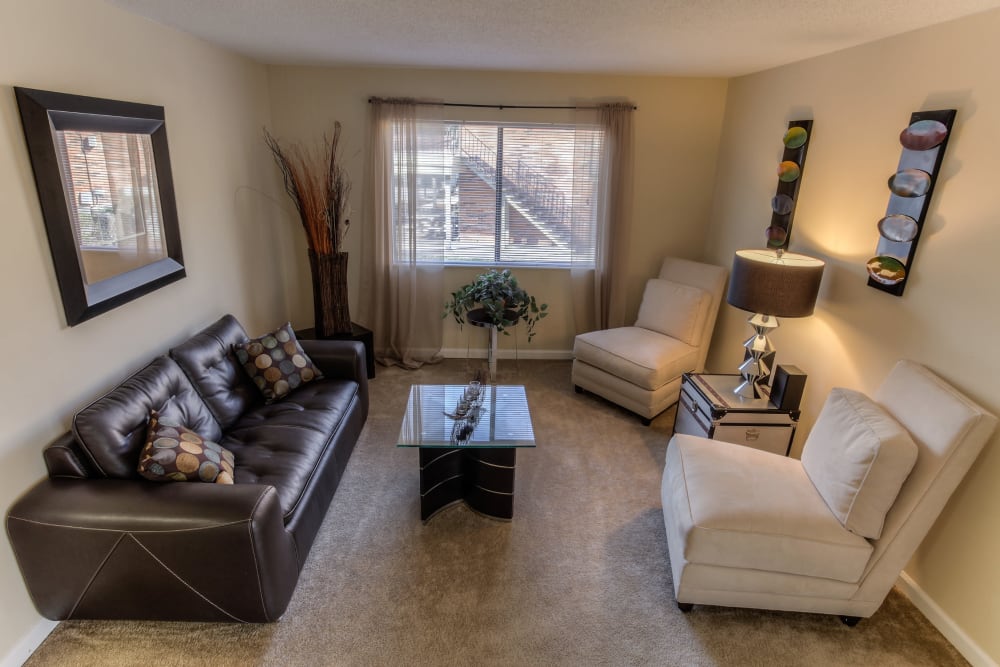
top-left (73, 356), bottom-right (222, 479)
top-left (170, 314), bottom-right (262, 429)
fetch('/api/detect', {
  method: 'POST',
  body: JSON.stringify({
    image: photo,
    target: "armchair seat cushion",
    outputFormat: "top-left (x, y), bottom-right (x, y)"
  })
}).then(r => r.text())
top-left (573, 327), bottom-right (699, 391)
top-left (664, 435), bottom-right (873, 584)
top-left (221, 378), bottom-right (360, 518)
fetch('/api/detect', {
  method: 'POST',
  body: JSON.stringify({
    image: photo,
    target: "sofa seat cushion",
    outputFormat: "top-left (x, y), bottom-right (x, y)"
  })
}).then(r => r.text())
top-left (664, 435), bottom-right (873, 584)
top-left (573, 327), bottom-right (698, 391)
top-left (221, 378), bottom-right (359, 519)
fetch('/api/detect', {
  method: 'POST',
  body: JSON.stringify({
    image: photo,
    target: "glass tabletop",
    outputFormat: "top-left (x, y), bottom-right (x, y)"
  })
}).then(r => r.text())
top-left (396, 384), bottom-right (536, 448)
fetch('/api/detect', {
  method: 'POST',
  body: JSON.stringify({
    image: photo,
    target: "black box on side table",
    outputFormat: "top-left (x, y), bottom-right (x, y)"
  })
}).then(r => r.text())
top-left (297, 323), bottom-right (375, 379)
top-left (672, 372), bottom-right (799, 456)
top-left (771, 364), bottom-right (807, 412)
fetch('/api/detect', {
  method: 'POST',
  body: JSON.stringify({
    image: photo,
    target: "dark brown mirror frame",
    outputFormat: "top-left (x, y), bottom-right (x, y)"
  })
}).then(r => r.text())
top-left (14, 87), bottom-right (185, 326)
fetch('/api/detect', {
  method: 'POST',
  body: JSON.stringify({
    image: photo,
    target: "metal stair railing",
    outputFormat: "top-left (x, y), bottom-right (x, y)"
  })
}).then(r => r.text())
top-left (447, 126), bottom-right (571, 245)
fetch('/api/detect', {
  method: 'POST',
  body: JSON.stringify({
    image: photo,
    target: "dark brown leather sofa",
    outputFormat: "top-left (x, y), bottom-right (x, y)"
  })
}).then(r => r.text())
top-left (5, 314), bottom-right (368, 623)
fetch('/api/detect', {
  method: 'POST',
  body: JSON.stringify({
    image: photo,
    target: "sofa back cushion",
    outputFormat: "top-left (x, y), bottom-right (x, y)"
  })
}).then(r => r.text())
top-left (74, 356), bottom-right (221, 479)
top-left (634, 279), bottom-right (711, 346)
top-left (801, 388), bottom-right (918, 539)
top-left (170, 314), bottom-right (262, 429)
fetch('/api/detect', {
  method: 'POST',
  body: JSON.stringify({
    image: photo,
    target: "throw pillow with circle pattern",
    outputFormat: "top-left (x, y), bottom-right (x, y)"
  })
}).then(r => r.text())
top-left (137, 410), bottom-right (235, 484)
top-left (234, 322), bottom-right (324, 402)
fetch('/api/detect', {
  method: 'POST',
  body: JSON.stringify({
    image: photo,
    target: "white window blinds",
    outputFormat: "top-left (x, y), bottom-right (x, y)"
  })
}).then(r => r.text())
top-left (53, 130), bottom-right (165, 253)
top-left (392, 120), bottom-right (603, 267)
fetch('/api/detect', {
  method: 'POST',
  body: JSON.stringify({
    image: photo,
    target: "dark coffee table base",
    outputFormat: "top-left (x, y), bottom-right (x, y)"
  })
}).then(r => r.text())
top-left (419, 447), bottom-right (516, 521)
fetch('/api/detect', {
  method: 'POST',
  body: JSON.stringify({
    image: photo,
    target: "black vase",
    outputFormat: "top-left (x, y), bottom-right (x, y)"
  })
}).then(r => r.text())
top-left (308, 250), bottom-right (351, 337)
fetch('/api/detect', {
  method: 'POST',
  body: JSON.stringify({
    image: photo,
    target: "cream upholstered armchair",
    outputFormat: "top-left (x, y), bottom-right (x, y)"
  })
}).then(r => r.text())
top-left (661, 360), bottom-right (997, 625)
top-left (572, 257), bottom-right (727, 424)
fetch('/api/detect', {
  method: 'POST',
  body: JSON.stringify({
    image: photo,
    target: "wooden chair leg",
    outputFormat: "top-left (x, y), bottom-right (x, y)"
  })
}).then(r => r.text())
top-left (676, 602), bottom-right (693, 612)
top-left (574, 385), bottom-right (584, 394)
top-left (840, 615), bottom-right (861, 627)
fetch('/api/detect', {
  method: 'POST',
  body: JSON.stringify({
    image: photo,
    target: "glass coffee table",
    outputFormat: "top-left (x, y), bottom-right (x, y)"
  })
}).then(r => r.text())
top-left (397, 384), bottom-right (536, 521)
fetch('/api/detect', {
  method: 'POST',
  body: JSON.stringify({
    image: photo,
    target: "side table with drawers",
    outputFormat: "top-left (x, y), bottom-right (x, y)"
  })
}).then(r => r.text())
top-left (672, 372), bottom-right (799, 456)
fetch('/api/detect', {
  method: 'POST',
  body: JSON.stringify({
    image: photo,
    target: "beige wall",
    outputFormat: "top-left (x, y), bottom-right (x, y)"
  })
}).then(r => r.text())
top-left (0, 0), bottom-right (285, 661)
top-left (704, 8), bottom-right (1000, 661)
top-left (265, 66), bottom-right (728, 354)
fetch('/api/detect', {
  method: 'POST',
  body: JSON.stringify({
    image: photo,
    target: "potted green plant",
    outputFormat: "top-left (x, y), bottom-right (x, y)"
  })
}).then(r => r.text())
top-left (444, 269), bottom-right (548, 342)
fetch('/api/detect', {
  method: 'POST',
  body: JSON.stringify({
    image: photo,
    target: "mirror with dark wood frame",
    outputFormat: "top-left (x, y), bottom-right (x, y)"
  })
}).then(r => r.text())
top-left (14, 87), bottom-right (185, 325)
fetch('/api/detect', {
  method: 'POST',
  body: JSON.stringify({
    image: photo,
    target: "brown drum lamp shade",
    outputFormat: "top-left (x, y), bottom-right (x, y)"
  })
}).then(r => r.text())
top-left (726, 249), bottom-right (825, 398)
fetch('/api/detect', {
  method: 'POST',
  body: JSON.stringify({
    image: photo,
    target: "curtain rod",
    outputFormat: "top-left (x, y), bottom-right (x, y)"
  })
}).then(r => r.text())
top-left (367, 98), bottom-right (637, 111)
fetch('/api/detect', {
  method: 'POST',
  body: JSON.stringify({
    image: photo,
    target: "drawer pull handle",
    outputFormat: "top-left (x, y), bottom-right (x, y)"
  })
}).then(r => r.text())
top-left (745, 428), bottom-right (760, 442)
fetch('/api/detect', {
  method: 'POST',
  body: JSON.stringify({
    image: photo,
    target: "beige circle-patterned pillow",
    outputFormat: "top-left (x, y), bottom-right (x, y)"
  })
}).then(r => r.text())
top-left (234, 322), bottom-right (324, 402)
top-left (137, 410), bottom-right (235, 484)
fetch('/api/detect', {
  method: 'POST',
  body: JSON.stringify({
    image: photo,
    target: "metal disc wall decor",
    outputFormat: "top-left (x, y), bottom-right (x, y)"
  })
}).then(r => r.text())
top-left (771, 194), bottom-right (794, 215)
top-left (887, 169), bottom-right (932, 197)
top-left (867, 109), bottom-right (957, 296)
top-left (877, 214), bottom-right (919, 242)
top-left (899, 120), bottom-right (948, 151)
top-left (766, 119), bottom-right (813, 250)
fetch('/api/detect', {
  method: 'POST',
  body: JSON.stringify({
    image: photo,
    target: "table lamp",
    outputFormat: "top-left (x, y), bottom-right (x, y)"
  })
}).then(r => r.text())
top-left (726, 249), bottom-right (825, 399)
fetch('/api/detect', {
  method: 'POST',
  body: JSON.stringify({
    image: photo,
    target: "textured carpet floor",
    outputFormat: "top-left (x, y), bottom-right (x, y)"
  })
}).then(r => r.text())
top-left (26, 360), bottom-right (968, 666)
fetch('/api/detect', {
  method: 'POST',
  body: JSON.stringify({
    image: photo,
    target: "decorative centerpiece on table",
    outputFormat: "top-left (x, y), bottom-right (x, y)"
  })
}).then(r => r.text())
top-left (445, 380), bottom-right (485, 444)
top-left (443, 269), bottom-right (548, 342)
top-left (264, 123), bottom-right (353, 336)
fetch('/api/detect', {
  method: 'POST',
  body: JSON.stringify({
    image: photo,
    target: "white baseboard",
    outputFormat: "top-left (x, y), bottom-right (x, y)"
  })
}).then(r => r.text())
top-left (1, 619), bottom-right (57, 667)
top-left (897, 572), bottom-right (997, 667)
top-left (440, 348), bottom-right (573, 360)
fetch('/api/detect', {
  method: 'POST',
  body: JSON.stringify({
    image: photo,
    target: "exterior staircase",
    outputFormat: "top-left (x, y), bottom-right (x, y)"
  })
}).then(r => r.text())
top-left (447, 126), bottom-right (573, 248)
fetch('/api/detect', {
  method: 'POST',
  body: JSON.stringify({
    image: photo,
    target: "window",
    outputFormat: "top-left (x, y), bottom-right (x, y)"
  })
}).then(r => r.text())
top-left (392, 120), bottom-right (603, 267)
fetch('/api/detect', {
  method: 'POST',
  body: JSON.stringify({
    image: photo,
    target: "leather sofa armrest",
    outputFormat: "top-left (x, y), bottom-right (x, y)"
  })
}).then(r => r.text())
top-left (43, 432), bottom-right (94, 479)
top-left (6, 479), bottom-right (299, 622)
top-left (300, 339), bottom-right (369, 417)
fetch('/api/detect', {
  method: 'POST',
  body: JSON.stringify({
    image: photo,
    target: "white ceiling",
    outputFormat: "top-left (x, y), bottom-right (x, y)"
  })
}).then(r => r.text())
top-left (108, 0), bottom-right (1000, 77)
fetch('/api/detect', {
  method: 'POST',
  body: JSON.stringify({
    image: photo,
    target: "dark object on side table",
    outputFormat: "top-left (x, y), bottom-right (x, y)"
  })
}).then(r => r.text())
top-left (770, 364), bottom-right (807, 412)
top-left (297, 322), bottom-right (374, 379)
top-left (5, 314), bottom-right (368, 622)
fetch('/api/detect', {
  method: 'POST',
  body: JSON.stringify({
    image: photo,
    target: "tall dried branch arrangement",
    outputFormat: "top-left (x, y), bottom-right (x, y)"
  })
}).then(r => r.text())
top-left (263, 123), bottom-right (352, 255)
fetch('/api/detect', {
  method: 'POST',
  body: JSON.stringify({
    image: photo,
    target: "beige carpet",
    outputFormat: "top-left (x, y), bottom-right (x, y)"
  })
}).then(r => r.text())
top-left (26, 360), bottom-right (968, 666)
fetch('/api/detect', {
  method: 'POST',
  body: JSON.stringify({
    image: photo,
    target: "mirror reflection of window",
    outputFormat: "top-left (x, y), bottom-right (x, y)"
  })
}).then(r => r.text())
top-left (52, 130), bottom-right (167, 285)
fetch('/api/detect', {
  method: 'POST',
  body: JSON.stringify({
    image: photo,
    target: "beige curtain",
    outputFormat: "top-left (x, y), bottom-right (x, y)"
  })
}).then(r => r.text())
top-left (571, 102), bottom-right (635, 333)
top-left (358, 98), bottom-right (444, 368)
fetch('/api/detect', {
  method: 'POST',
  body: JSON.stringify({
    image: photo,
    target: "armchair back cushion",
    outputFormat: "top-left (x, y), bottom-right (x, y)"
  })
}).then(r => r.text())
top-left (73, 356), bottom-right (221, 479)
top-left (634, 279), bottom-right (711, 346)
top-left (801, 388), bottom-right (917, 539)
top-left (658, 257), bottom-right (728, 373)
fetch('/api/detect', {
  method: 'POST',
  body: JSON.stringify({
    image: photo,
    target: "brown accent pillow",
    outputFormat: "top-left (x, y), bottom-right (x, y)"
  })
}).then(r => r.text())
top-left (137, 410), bottom-right (235, 484)
top-left (234, 322), bottom-right (323, 402)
